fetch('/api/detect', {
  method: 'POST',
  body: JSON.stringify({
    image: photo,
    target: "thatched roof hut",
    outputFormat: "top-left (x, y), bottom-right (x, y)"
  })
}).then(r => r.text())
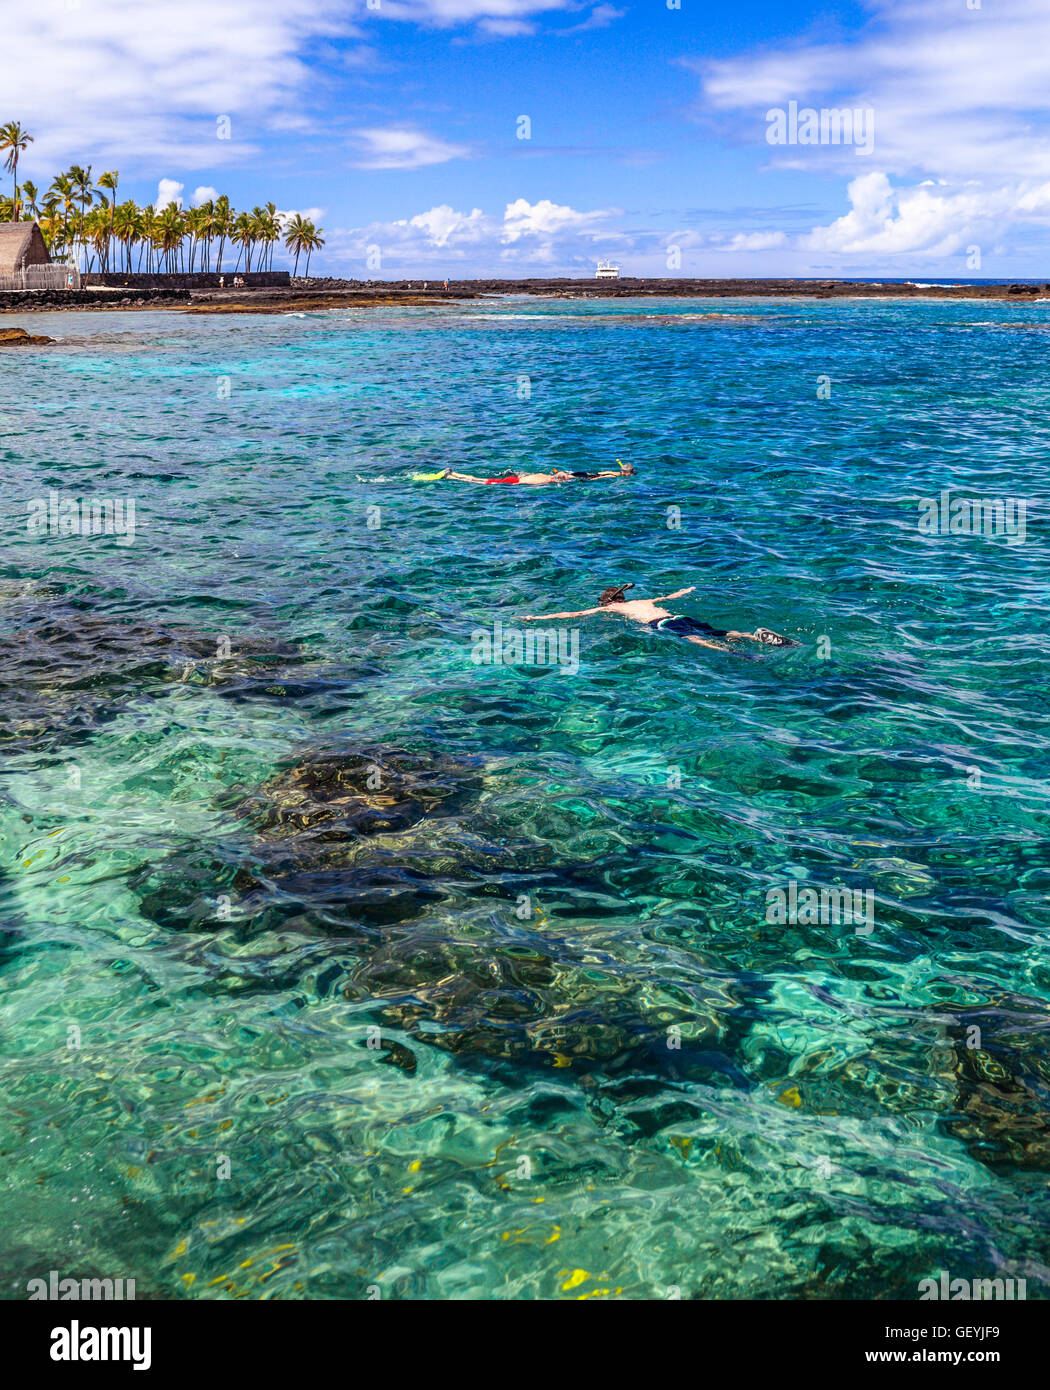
top-left (0, 222), bottom-right (51, 275)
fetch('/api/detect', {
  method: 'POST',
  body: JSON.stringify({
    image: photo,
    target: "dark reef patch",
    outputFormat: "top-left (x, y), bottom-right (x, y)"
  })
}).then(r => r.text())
top-left (0, 592), bottom-right (310, 750)
top-left (128, 741), bottom-right (746, 1084)
top-left (233, 746), bottom-right (483, 841)
top-left (946, 994), bottom-right (1050, 1171)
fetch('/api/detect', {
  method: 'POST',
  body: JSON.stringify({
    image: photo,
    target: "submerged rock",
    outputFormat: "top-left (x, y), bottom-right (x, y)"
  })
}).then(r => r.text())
top-left (340, 929), bottom-right (745, 1080)
top-left (134, 745), bottom-right (487, 938)
top-left (236, 746), bottom-right (482, 841)
top-left (134, 742), bottom-right (749, 1084)
top-left (945, 993), bottom-right (1050, 1171)
top-left (0, 596), bottom-right (308, 749)
top-left (950, 1048), bottom-right (1050, 1170)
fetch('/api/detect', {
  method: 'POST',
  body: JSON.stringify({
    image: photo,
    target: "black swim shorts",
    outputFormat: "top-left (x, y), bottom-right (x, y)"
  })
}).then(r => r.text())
top-left (649, 615), bottom-right (728, 639)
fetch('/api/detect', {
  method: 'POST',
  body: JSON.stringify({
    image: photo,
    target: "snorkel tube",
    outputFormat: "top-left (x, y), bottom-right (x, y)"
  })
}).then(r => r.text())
top-left (598, 581), bottom-right (635, 606)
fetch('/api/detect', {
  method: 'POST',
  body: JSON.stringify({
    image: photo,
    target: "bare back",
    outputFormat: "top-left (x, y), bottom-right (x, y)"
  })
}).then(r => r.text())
top-left (600, 599), bottom-right (674, 624)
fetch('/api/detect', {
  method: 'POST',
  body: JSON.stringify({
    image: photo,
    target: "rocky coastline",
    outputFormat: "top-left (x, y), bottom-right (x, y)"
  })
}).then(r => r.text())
top-left (0, 276), bottom-right (1047, 316)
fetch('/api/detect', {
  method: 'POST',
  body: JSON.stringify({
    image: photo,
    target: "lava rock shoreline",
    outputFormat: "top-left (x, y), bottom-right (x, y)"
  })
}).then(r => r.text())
top-left (2, 276), bottom-right (1048, 316)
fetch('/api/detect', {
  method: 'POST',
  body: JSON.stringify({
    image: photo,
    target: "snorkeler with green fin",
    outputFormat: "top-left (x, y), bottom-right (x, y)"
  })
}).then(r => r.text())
top-left (412, 460), bottom-right (636, 485)
top-left (522, 583), bottom-right (795, 651)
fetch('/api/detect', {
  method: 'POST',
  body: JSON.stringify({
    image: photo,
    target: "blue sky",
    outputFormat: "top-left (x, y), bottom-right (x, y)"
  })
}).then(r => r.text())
top-left (7, 0), bottom-right (1050, 276)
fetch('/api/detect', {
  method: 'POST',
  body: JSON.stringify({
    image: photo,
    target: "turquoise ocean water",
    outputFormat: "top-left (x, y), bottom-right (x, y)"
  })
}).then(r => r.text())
top-left (2, 296), bottom-right (1048, 1300)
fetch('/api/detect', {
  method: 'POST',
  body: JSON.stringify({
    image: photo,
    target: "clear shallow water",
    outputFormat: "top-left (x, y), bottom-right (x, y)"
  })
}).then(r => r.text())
top-left (1, 296), bottom-right (1049, 1300)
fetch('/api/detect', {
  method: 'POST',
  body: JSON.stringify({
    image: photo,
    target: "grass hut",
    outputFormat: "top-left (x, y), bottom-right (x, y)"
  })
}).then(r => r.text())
top-left (0, 221), bottom-right (51, 275)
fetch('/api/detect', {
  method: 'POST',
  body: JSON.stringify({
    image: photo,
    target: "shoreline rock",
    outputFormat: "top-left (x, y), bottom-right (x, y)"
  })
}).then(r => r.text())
top-left (0, 288), bottom-right (191, 313)
top-left (0, 326), bottom-right (55, 345)
top-left (2, 277), bottom-right (1050, 317)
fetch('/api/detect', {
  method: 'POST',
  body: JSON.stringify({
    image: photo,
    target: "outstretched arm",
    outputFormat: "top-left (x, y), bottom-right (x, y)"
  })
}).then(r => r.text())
top-left (651, 585), bottom-right (696, 603)
top-left (521, 607), bottom-right (604, 621)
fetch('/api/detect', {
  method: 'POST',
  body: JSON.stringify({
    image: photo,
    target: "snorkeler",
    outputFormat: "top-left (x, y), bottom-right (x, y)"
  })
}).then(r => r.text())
top-left (521, 583), bottom-right (794, 650)
top-left (440, 460), bottom-right (636, 486)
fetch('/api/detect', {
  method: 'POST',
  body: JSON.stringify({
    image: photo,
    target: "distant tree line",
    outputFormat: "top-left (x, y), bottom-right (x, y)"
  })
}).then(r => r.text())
top-left (0, 122), bottom-right (325, 275)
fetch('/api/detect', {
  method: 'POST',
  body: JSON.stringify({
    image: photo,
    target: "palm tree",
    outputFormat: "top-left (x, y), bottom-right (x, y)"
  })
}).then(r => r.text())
top-left (303, 222), bottom-right (325, 278)
top-left (252, 207), bottom-right (270, 271)
top-left (38, 209), bottom-right (61, 255)
top-left (68, 164), bottom-right (93, 208)
top-left (137, 205), bottom-right (157, 272)
top-left (283, 213), bottom-right (311, 277)
top-left (184, 205), bottom-right (198, 271)
top-left (196, 200), bottom-right (215, 271)
top-left (0, 122), bottom-right (33, 219)
top-left (97, 170), bottom-right (119, 272)
top-left (84, 206), bottom-right (108, 271)
top-left (20, 179), bottom-right (40, 220)
top-left (213, 195), bottom-right (233, 274)
top-left (68, 165), bottom-right (94, 266)
top-left (187, 204), bottom-right (215, 273)
top-left (48, 173), bottom-right (76, 259)
top-left (261, 202), bottom-right (280, 270)
top-left (157, 204), bottom-right (184, 272)
top-left (231, 210), bottom-right (253, 272)
top-left (1, 133), bottom-right (324, 284)
top-left (112, 199), bottom-right (138, 273)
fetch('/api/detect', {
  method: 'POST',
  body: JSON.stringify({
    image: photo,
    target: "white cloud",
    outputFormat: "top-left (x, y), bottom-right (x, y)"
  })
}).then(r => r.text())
top-left (276, 206), bottom-right (327, 231)
top-left (559, 5), bottom-right (626, 35)
top-left (800, 171), bottom-right (1050, 258)
top-left (407, 205), bottom-right (488, 245)
top-left (4, 2), bottom-right (353, 172)
top-left (351, 127), bottom-right (473, 169)
top-left (316, 200), bottom-right (831, 276)
top-left (721, 231), bottom-right (786, 252)
top-left (477, 17), bottom-right (536, 36)
top-left (323, 197), bottom-right (620, 273)
top-left (501, 196), bottom-right (617, 242)
top-left (3, 0), bottom-right (579, 173)
top-left (155, 179), bottom-right (185, 211)
top-left (377, 0), bottom-right (572, 23)
top-left (192, 186), bottom-right (219, 206)
top-left (697, 0), bottom-right (1050, 184)
top-left (690, 0), bottom-right (1050, 260)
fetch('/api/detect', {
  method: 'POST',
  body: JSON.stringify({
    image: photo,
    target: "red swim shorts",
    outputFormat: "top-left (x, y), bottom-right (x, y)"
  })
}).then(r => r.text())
top-left (484, 475), bottom-right (520, 485)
